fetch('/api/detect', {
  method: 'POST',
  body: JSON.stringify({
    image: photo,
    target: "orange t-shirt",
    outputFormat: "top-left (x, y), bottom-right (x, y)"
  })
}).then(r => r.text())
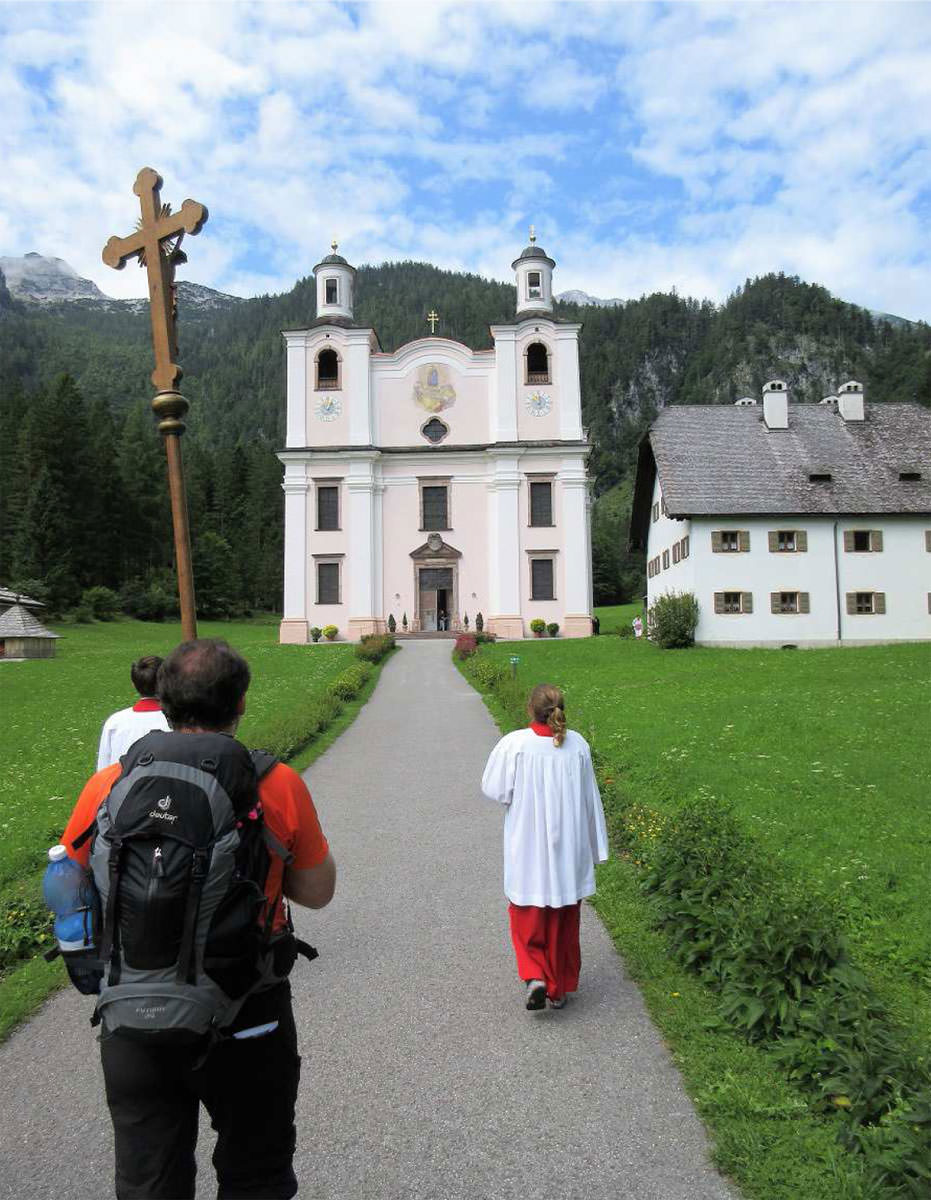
top-left (62, 760), bottom-right (329, 933)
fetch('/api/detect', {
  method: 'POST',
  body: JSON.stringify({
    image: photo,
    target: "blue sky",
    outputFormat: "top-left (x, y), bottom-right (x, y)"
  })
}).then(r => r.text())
top-left (1, 1), bottom-right (930, 319)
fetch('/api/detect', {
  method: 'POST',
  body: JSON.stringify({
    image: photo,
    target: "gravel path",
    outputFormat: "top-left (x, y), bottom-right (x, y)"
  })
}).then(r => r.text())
top-left (0, 640), bottom-right (737, 1199)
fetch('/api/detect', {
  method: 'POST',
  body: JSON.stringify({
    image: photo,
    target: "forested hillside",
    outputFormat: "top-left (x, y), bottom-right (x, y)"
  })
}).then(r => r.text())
top-left (1, 262), bottom-right (929, 617)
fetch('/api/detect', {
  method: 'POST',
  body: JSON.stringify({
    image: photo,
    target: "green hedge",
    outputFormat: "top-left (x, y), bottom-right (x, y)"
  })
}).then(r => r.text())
top-left (458, 645), bottom-right (931, 1197)
top-left (355, 633), bottom-right (396, 663)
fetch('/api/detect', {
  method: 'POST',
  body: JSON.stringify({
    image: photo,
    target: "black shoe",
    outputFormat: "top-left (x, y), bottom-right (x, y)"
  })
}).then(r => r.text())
top-left (525, 980), bottom-right (546, 1011)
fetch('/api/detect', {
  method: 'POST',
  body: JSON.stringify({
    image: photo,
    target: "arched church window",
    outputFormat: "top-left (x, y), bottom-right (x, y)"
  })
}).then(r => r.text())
top-left (316, 348), bottom-right (340, 390)
top-left (421, 417), bottom-right (449, 444)
top-left (526, 342), bottom-right (550, 384)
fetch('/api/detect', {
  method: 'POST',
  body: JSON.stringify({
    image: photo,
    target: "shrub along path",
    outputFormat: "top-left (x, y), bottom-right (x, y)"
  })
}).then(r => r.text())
top-left (0, 639), bottom-right (736, 1199)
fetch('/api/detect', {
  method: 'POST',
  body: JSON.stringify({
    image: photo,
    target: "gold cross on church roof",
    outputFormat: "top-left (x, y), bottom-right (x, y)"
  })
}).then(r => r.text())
top-left (427, 309), bottom-right (439, 333)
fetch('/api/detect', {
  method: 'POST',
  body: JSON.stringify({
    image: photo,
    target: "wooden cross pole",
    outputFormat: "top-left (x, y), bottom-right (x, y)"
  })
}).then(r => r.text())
top-left (102, 168), bottom-right (208, 641)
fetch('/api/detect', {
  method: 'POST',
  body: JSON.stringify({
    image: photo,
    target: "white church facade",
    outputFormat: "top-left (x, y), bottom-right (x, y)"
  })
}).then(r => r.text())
top-left (279, 235), bottom-right (594, 643)
top-left (631, 382), bottom-right (931, 646)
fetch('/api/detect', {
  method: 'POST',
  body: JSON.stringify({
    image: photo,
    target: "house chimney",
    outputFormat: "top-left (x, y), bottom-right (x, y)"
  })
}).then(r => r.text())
top-left (762, 379), bottom-right (788, 429)
top-left (837, 380), bottom-right (865, 422)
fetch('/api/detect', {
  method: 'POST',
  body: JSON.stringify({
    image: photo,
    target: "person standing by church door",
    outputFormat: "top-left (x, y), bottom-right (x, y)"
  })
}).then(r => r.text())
top-left (481, 684), bottom-right (609, 1010)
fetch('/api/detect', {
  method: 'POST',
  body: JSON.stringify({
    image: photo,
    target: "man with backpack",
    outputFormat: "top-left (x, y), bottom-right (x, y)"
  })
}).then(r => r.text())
top-left (62, 638), bottom-right (336, 1200)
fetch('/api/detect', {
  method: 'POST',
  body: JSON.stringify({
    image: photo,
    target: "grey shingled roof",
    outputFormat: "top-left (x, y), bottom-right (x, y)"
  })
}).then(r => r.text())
top-left (0, 603), bottom-right (59, 638)
top-left (651, 403), bottom-right (931, 516)
top-left (0, 587), bottom-right (43, 609)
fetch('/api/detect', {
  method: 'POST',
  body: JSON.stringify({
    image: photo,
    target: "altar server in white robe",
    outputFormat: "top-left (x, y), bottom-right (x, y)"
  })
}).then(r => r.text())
top-left (96, 654), bottom-right (170, 770)
top-left (482, 683), bottom-right (609, 1011)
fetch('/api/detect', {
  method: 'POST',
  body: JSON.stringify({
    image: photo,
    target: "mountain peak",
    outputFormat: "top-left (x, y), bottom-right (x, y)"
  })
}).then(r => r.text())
top-left (0, 253), bottom-right (106, 303)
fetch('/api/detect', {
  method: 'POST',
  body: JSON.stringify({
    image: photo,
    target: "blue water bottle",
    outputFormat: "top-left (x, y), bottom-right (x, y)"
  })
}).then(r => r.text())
top-left (43, 845), bottom-right (94, 952)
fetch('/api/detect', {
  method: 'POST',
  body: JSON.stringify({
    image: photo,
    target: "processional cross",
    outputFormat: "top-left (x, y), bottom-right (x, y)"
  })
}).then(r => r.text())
top-left (102, 168), bottom-right (209, 640)
top-left (427, 309), bottom-right (439, 334)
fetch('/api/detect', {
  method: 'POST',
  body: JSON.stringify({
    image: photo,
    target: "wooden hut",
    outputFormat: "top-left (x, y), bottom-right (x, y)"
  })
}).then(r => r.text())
top-left (0, 604), bottom-right (60, 659)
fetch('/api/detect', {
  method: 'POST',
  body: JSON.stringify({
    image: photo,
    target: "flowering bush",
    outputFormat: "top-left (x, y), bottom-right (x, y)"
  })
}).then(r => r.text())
top-left (453, 634), bottom-right (477, 660)
top-left (322, 625), bottom-right (338, 640)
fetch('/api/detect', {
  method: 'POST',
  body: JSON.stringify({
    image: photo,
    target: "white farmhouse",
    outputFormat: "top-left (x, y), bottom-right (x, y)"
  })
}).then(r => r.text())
top-left (279, 234), bottom-right (594, 643)
top-left (630, 382), bottom-right (931, 645)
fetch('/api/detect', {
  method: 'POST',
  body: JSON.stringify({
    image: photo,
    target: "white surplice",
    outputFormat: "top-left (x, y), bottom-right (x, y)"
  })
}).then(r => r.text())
top-left (481, 727), bottom-right (610, 908)
top-left (96, 703), bottom-right (170, 771)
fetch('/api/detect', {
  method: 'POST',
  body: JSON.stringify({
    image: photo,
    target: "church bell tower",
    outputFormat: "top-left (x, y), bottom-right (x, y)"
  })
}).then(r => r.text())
top-left (313, 240), bottom-right (356, 322)
top-left (511, 226), bottom-right (555, 315)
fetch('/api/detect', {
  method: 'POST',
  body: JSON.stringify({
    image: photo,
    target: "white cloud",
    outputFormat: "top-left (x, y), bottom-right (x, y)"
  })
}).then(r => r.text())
top-left (0, 1), bottom-right (928, 320)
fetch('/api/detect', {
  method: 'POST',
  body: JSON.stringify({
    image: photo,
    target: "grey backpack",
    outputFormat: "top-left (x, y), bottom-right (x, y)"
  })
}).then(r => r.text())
top-left (74, 730), bottom-right (316, 1043)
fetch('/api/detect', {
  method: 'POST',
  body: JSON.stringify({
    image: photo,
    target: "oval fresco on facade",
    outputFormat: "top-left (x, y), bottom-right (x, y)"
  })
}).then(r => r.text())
top-left (414, 363), bottom-right (456, 413)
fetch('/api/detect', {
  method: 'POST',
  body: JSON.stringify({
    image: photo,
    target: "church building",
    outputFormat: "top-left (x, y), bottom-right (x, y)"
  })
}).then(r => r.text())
top-left (279, 233), bottom-right (594, 642)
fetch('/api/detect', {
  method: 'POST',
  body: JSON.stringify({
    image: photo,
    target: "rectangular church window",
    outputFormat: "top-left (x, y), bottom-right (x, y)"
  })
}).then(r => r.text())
top-left (527, 271), bottom-right (541, 299)
top-left (317, 562), bottom-right (340, 604)
top-left (529, 481), bottom-right (553, 527)
top-left (422, 485), bottom-right (449, 530)
top-left (316, 486), bottom-right (339, 531)
top-left (325, 278), bottom-right (338, 304)
top-left (531, 558), bottom-right (554, 601)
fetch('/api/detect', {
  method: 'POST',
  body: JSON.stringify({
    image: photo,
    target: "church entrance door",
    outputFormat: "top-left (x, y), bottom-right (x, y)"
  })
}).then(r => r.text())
top-left (417, 567), bottom-right (454, 632)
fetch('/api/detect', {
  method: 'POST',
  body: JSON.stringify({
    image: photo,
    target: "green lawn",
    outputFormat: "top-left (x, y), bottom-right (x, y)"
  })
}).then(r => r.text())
top-left (593, 602), bottom-right (642, 633)
top-left (473, 636), bottom-right (931, 1036)
top-left (0, 618), bottom-right (355, 890)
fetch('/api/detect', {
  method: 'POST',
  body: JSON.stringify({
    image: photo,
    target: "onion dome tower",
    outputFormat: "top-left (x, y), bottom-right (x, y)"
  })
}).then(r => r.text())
top-left (511, 225), bottom-right (556, 315)
top-left (313, 239), bottom-right (356, 322)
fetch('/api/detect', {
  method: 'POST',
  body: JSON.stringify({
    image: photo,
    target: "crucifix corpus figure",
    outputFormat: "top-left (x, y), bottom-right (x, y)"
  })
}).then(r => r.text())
top-left (102, 167), bottom-right (208, 640)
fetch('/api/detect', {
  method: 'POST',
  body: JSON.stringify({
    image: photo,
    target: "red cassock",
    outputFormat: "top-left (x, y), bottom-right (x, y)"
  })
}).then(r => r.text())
top-left (508, 900), bottom-right (581, 999)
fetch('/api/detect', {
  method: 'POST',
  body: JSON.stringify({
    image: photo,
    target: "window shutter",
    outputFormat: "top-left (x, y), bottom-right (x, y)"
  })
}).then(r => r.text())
top-left (797, 530), bottom-right (808, 552)
top-left (673, 543), bottom-right (680, 563)
top-left (871, 529), bottom-right (883, 552)
top-left (739, 530), bottom-right (750, 552)
top-left (711, 531), bottom-right (723, 553)
top-left (770, 592), bottom-right (780, 614)
top-left (742, 592), bottom-right (753, 614)
top-left (799, 592), bottom-right (810, 613)
top-left (926, 530), bottom-right (931, 552)
top-left (531, 559), bottom-right (554, 601)
top-left (874, 592), bottom-right (886, 615)
top-left (843, 530), bottom-right (854, 552)
top-left (529, 481), bottom-right (553, 527)
top-left (422, 485), bottom-right (448, 530)
top-left (768, 531), bottom-right (778, 552)
top-left (317, 562), bottom-right (339, 604)
top-left (317, 486), bottom-right (339, 530)
top-left (714, 592), bottom-right (725, 614)
top-left (846, 592), bottom-right (856, 614)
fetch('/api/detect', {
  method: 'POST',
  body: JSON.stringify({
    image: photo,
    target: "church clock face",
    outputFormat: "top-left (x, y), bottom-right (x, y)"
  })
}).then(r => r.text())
top-left (315, 395), bottom-right (342, 421)
top-left (526, 391), bottom-right (552, 417)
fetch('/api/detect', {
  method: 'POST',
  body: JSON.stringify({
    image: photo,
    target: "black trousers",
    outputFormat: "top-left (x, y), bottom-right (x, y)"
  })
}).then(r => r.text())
top-left (100, 983), bottom-right (301, 1200)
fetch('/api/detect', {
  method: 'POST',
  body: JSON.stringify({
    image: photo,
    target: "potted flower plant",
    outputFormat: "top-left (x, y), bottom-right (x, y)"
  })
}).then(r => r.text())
top-left (322, 625), bottom-right (338, 641)
top-left (530, 618), bottom-right (546, 638)
top-left (309, 626), bottom-right (322, 643)
top-left (547, 622), bottom-right (559, 638)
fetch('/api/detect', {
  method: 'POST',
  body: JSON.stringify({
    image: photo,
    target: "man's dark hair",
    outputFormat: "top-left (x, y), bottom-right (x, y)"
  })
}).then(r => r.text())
top-left (130, 655), bottom-right (163, 698)
top-left (157, 639), bottom-right (251, 730)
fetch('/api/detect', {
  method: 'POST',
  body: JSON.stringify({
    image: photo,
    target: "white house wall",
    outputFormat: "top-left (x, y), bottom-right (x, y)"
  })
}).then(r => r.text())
top-left (646, 472), bottom-right (931, 645)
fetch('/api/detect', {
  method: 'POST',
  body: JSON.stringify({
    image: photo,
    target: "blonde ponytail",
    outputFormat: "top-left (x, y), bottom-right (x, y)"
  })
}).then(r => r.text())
top-left (528, 683), bottom-right (567, 747)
